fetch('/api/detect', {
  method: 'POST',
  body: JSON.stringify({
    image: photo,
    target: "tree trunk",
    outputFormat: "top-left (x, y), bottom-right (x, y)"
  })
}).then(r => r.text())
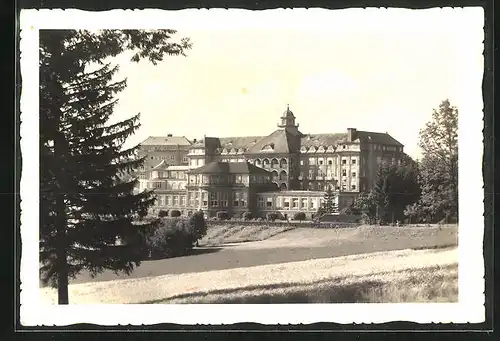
top-left (56, 195), bottom-right (69, 305)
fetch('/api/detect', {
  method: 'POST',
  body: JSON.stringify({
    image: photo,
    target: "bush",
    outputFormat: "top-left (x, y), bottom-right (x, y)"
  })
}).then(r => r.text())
top-left (293, 212), bottom-right (306, 221)
top-left (170, 210), bottom-right (181, 217)
top-left (217, 211), bottom-right (229, 220)
top-left (242, 212), bottom-right (252, 221)
top-left (266, 212), bottom-right (279, 221)
top-left (158, 210), bottom-right (169, 218)
top-left (189, 211), bottom-right (207, 243)
top-left (146, 218), bottom-right (192, 257)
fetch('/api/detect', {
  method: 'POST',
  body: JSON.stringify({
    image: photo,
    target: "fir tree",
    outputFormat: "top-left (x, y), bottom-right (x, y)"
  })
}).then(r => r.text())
top-left (317, 185), bottom-right (336, 216)
top-left (39, 29), bottom-right (191, 304)
top-left (370, 156), bottom-right (420, 224)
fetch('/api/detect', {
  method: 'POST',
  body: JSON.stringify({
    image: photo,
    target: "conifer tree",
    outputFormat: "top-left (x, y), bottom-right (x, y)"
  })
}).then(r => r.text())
top-left (371, 157), bottom-right (420, 224)
top-left (39, 29), bottom-right (191, 304)
top-left (317, 185), bottom-right (337, 216)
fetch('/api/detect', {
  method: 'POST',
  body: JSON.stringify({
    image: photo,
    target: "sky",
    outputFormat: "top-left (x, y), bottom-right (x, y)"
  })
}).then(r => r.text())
top-left (105, 8), bottom-right (484, 159)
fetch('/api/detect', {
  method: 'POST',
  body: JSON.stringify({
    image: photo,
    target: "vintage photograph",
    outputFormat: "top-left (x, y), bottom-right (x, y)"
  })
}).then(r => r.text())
top-left (20, 8), bottom-right (484, 325)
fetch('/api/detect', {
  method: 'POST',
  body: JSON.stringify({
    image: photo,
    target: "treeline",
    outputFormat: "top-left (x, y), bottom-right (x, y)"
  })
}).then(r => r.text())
top-left (348, 100), bottom-right (459, 225)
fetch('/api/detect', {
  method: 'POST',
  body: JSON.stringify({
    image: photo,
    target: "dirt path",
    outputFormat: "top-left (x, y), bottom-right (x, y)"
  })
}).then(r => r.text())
top-left (63, 226), bottom-right (457, 285)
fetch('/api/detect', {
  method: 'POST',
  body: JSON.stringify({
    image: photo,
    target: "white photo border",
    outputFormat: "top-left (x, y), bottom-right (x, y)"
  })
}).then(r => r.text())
top-left (19, 8), bottom-right (485, 326)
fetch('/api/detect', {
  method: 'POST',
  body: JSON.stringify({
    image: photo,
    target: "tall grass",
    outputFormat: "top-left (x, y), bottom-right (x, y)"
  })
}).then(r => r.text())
top-left (152, 264), bottom-right (458, 304)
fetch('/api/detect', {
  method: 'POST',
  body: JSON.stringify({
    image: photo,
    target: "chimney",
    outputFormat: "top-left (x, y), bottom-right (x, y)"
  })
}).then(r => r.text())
top-left (347, 128), bottom-right (357, 142)
top-left (167, 133), bottom-right (173, 137)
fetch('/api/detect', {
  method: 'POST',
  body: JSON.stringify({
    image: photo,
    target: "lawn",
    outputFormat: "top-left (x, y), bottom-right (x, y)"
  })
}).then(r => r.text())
top-left (200, 223), bottom-right (298, 246)
top-left (39, 246), bottom-right (458, 304)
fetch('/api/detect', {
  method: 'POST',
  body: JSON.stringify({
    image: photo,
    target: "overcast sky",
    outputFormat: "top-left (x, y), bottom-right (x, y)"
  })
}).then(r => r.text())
top-left (106, 8), bottom-right (484, 159)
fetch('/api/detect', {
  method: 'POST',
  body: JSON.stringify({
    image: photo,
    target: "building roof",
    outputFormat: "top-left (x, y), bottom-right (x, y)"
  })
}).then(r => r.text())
top-left (167, 165), bottom-right (190, 171)
top-left (219, 136), bottom-right (264, 150)
top-left (355, 130), bottom-right (404, 147)
top-left (246, 129), bottom-right (297, 154)
top-left (300, 133), bottom-right (348, 148)
top-left (151, 160), bottom-right (168, 170)
top-left (188, 161), bottom-right (271, 175)
top-left (140, 136), bottom-right (192, 146)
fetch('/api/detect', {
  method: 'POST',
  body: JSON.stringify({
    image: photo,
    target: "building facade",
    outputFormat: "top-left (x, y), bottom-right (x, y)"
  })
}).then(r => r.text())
top-left (137, 107), bottom-right (405, 218)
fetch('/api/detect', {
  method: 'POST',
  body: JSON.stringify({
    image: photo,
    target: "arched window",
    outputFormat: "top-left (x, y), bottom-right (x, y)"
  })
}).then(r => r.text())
top-left (280, 158), bottom-right (288, 168)
top-left (271, 158), bottom-right (279, 168)
top-left (279, 170), bottom-right (287, 181)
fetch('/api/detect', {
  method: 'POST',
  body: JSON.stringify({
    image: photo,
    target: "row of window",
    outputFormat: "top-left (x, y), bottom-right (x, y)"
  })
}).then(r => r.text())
top-left (150, 155), bottom-right (176, 161)
top-left (257, 196), bottom-right (326, 211)
top-left (187, 174), bottom-right (270, 185)
top-left (299, 170), bottom-right (360, 178)
top-left (301, 157), bottom-right (358, 166)
top-left (299, 182), bottom-right (359, 191)
top-left (157, 191), bottom-right (249, 208)
top-left (374, 145), bottom-right (400, 152)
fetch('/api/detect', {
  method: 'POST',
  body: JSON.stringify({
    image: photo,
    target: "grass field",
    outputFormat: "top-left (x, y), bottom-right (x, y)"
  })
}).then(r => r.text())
top-left (39, 246), bottom-right (458, 304)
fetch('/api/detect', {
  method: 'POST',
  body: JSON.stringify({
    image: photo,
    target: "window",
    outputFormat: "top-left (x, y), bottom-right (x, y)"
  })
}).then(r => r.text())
top-left (300, 160), bottom-right (304, 165)
top-left (194, 191), bottom-right (200, 206)
top-left (292, 198), bottom-right (299, 209)
top-left (210, 192), bottom-right (218, 207)
top-left (342, 170), bottom-right (347, 176)
top-left (188, 192), bottom-right (194, 207)
top-left (301, 199), bottom-right (308, 209)
top-left (241, 192), bottom-right (247, 207)
top-left (167, 196), bottom-right (172, 205)
top-left (159, 195), bottom-right (166, 206)
top-left (351, 185), bottom-right (356, 190)
top-left (343, 145), bottom-right (346, 149)
top-left (154, 182), bottom-right (162, 189)
top-left (236, 175), bottom-right (242, 183)
top-left (319, 159), bottom-right (324, 165)
top-left (173, 196), bottom-right (179, 206)
top-left (299, 172), bottom-right (304, 178)
top-left (221, 192), bottom-right (228, 207)
top-left (308, 158), bottom-right (316, 166)
top-left (342, 159), bottom-right (347, 164)
top-left (266, 198), bottom-right (273, 208)
top-left (328, 160), bottom-right (333, 165)
top-left (352, 172), bottom-right (356, 177)
top-left (351, 158), bottom-right (356, 164)
top-left (233, 192), bottom-right (240, 207)
top-left (284, 198), bottom-right (290, 209)
top-left (257, 197), bottom-right (264, 208)
top-left (202, 192), bottom-right (208, 206)
top-left (180, 196), bottom-right (186, 206)
top-left (308, 170), bottom-right (314, 178)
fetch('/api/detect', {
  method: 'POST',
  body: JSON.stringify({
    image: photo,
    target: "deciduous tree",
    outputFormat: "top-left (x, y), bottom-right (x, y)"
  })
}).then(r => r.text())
top-left (410, 100), bottom-right (459, 223)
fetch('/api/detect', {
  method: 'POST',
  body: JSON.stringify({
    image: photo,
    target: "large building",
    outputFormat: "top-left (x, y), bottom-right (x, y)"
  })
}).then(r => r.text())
top-left (136, 107), bottom-right (405, 219)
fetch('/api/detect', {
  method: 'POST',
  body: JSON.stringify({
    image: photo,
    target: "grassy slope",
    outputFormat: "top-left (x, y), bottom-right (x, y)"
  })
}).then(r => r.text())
top-left (200, 223), bottom-right (298, 246)
top-left (201, 223), bottom-right (458, 249)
